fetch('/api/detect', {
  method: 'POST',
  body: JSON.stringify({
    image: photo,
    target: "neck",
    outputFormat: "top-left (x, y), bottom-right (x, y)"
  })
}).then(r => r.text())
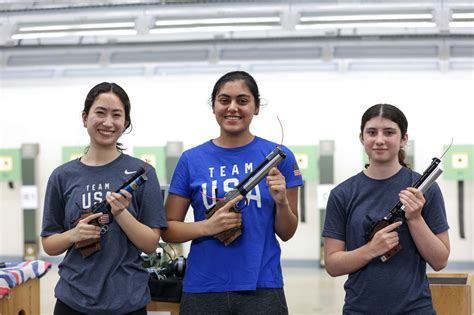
top-left (213, 133), bottom-right (255, 148)
top-left (81, 145), bottom-right (121, 166)
top-left (364, 161), bottom-right (403, 180)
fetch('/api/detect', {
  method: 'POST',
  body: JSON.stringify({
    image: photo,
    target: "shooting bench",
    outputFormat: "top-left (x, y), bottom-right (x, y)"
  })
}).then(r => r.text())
top-left (428, 273), bottom-right (473, 315)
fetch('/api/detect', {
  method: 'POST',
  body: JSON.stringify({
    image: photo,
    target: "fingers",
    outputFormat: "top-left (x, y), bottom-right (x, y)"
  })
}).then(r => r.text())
top-left (370, 221), bottom-right (402, 257)
top-left (107, 190), bottom-right (132, 214)
top-left (379, 221), bottom-right (403, 233)
top-left (217, 195), bottom-right (244, 213)
top-left (399, 187), bottom-right (425, 220)
top-left (81, 212), bottom-right (104, 223)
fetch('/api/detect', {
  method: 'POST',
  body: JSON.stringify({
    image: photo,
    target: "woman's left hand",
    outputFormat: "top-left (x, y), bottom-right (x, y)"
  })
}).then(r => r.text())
top-left (107, 189), bottom-right (132, 217)
top-left (399, 187), bottom-right (425, 220)
top-left (267, 167), bottom-right (289, 206)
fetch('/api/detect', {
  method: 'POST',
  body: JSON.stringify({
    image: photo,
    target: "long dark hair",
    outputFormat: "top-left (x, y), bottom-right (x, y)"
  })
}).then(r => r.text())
top-left (361, 104), bottom-right (409, 168)
top-left (83, 82), bottom-right (132, 152)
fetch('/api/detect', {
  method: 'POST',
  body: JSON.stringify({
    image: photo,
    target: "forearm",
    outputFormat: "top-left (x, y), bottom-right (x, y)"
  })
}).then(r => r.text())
top-left (274, 201), bottom-right (298, 241)
top-left (407, 217), bottom-right (450, 270)
top-left (41, 231), bottom-right (75, 256)
top-left (161, 220), bottom-right (209, 243)
top-left (114, 210), bottom-right (160, 254)
top-left (325, 244), bottom-right (374, 277)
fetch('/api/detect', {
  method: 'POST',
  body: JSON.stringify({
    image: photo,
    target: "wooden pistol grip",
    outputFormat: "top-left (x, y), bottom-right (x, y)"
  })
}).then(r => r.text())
top-left (380, 244), bottom-right (402, 262)
top-left (214, 227), bottom-right (242, 246)
top-left (74, 212), bottom-right (101, 258)
top-left (206, 202), bottom-right (243, 245)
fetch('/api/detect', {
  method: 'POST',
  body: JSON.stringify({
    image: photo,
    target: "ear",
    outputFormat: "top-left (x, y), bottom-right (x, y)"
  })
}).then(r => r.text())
top-left (254, 108), bottom-right (259, 115)
top-left (359, 133), bottom-right (364, 144)
top-left (82, 112), bottom-right (87, 127)
top-left (401, 133), bottom-right (409, 147)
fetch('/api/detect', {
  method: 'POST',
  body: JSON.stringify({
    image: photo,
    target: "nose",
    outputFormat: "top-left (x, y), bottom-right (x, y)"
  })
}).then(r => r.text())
top-left (228, 100), bottom-right (238, 112)
top-left (375, 132), bottom-right (385, 144)
top-left (102, 115), bottom-right (113, 127)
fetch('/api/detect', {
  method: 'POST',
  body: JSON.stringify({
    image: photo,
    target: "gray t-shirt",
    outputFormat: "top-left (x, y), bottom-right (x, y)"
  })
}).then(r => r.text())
top-left (41, 154), bottom-right (167, 314)
top-left (322, 167), bottom-right (449, 315)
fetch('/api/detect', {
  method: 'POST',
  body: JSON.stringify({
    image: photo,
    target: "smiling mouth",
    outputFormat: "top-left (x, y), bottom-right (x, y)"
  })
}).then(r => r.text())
top-left (224, 115), bottom-right (241, 120)
top-left (98, 129), bottom-right (115, 136)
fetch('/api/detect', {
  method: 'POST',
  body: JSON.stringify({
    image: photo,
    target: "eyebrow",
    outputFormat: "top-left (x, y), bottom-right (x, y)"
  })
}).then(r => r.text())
top-left (366, 127), bottom-right (397, 131)
top-left (217, 93), bottom-right (250, 98)
top-left (94, 106), bottom-right (123, 112)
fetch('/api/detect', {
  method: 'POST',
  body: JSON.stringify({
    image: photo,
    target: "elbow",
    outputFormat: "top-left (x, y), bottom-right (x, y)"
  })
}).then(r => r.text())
top-left (43, 248), bottom-right (59, 256)
top-left (161, 228), bottom-right (172, 243)
top-left (142, 240), bottom-right (159, 255)
top-left (279, 235), bottom-right (292, 242)
top-left (324, 261), bottom-right (343, 277)
top-left (430, 259), bottom-right (449, 272)
top-left (324, 265), bottom-right (341, 277)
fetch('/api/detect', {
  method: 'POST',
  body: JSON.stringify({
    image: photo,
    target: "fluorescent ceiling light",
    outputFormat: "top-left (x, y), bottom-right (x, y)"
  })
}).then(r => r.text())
top-left (296, 22), bottom-right (436, 30)
top-left (300, 14), bottom-right (432, 23)
top-left (12, 21), bottom-right (136, 40)
top-left (12, 29), bottom-right (137, 40)
top-left (150, 25), bottom-right (277, 34)
top-left (452, 13), bottom-right (474, 19)
top-left (18, 22), bottom-right (135, 32)
top-left (155, 17), bottom-right (280, 27)
top-left (298, 13), bottom-right (434, 30)
top-left (151, 16), bottom-right (280, 34)
top-left (449, 21), bottom-right (474, 28)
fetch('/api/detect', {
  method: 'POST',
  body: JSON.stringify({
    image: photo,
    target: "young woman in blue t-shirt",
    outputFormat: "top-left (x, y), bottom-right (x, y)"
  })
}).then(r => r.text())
top-left (162, 71), bottom-right (303, 314)
top-left (323, 104), bottom-right (450, 314)
top-left (41, 82), bottom-right (167, 314)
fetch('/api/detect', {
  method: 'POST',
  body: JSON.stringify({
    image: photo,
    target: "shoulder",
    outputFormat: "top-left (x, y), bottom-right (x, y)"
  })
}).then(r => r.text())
top-left (182, 141), bottom-right (214, 156)
top-left (331, 172), bottom-right (365, 195)
top-left (49, 158), bottom-right (81, 178)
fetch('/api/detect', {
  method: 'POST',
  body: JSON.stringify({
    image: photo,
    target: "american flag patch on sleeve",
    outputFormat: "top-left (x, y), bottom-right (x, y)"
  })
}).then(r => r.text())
top-left (293, 164), bottom-right (301, 177)
top-left (99, 214), bottom-right (110, 225)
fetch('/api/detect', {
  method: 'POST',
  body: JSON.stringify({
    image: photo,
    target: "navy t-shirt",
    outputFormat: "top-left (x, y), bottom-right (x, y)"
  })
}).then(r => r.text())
top-left (41, 154), bottom-right (167, 314)
top-left (322, 167), bottom-right (449, 315)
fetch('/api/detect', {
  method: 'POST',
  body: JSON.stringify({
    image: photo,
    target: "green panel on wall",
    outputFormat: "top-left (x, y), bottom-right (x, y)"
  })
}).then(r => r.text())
top-left (0, 148), bottom-right (21, 182)
top-left (442, 144), bottom-right (474, 180)
top-left (24, 210), bottom-right (37, 242)
top-left (62, 146), bottom-right (86, 163)
top-left (288, 145), bottom-right (318, 181)
top-left (133, 147), bottom-right (166, 184)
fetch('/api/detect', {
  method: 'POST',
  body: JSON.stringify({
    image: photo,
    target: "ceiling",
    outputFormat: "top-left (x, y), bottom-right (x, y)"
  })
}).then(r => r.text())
top-left (0, 0), bottom-right (473, 78)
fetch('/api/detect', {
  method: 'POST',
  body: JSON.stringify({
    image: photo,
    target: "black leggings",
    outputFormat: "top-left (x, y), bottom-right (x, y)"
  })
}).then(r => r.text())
top-left (54, 299), bottom-right (147, 315)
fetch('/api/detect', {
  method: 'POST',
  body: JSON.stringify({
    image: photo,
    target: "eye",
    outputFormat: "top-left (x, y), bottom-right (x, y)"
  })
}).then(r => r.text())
top-left (218, 97), bottom-right (230, 105)
top-left (366, 130), bottom-right (376, 136)
top-left (238, 98), bottom-right (249, 105)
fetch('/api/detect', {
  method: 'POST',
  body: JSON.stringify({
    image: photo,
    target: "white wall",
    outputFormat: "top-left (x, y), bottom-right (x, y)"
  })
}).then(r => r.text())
top-left (0, 70), bottom-right (473, 263)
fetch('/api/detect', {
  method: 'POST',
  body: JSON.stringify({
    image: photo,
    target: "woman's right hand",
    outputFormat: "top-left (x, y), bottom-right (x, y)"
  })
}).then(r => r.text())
top-left (367, 221), bottom-right (402, 258)
top-left (70, 212), bottom-right (103, 243)
top-left (204, 196), bottom-right (243, 236)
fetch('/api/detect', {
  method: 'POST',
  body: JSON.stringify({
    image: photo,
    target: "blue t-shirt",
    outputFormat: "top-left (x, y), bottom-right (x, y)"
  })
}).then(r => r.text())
top-left (41, 154), bottom-right (167, 314)
top-left (322, 167), bottom-right (449, 315)
top-left (169, 136), bottom-right (303, 293)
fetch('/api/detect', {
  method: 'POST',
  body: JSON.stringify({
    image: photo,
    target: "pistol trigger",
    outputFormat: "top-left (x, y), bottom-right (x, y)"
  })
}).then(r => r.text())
top-left (234, 197), bottom-right (248, 211)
